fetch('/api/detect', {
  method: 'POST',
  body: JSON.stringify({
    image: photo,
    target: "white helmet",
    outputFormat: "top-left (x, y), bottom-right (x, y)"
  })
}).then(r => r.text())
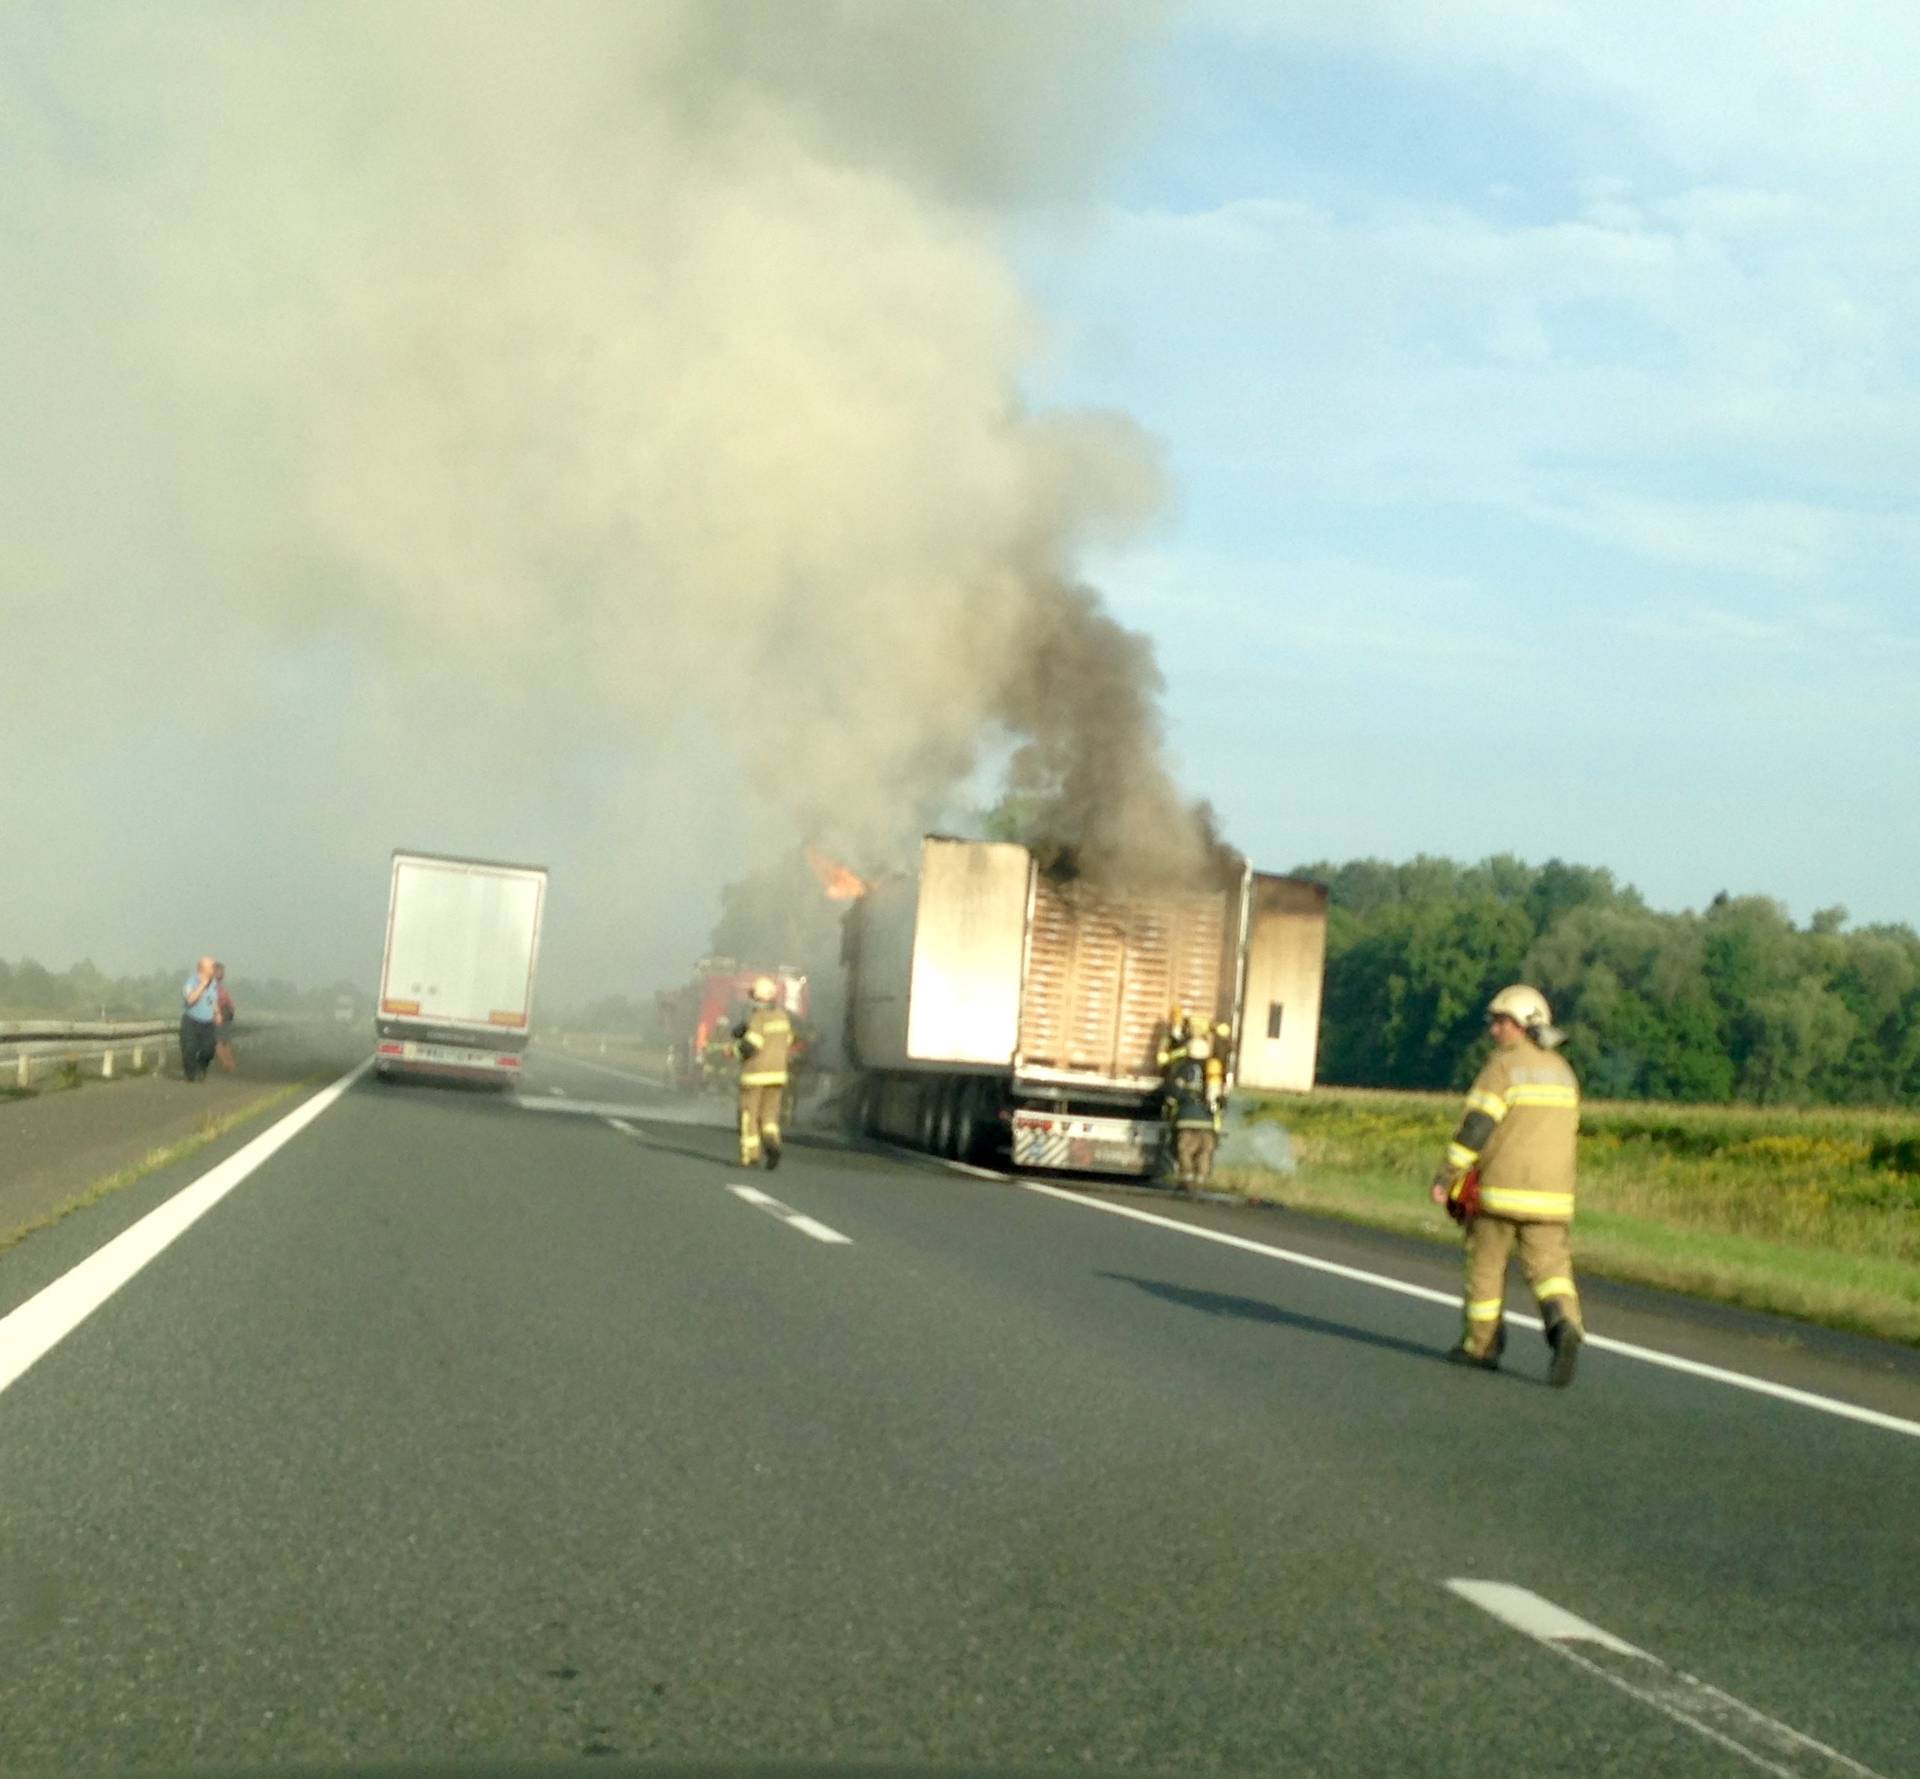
top-left (1187, 1034), bottom-right (1213, 1061)
top-left (1487, 984), bottom-right (1551, 1027)
top-left (750, 975), bottom-right (778, 1005)
top-left (1488, 984), bottom-right (1552, 1032)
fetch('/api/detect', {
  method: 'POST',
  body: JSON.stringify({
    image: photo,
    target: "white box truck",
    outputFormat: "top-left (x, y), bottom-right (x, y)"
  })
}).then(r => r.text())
top-left (374, 850), bottom-right (548, 1085)
top-left (845, 836), bottom-right (1327, 1175)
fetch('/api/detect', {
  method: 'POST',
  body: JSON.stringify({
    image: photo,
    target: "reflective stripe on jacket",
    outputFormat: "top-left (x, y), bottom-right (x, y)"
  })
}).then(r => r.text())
top-left (737, 1006), bottom-right (794, 1086)
top-left (1443, 1044), bottom-right (1579, 1221)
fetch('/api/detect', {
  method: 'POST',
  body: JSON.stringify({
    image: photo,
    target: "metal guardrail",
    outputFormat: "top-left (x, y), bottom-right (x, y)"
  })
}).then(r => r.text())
top-left (1, 1020), bottom-right (179, 1087)
top-left (0, 1013), bottom-right (311, 1088)
top-left (0, 1019), bottom-right (174, 1041)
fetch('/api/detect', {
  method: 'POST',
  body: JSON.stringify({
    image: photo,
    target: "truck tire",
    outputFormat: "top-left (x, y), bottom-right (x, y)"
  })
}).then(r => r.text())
top-left (916, 1081), bottom-right (941, 1153)
top-left (949, 1084), bottom-right (978, 1163)
top-left (931, 1080), bottom-right (959, 1157)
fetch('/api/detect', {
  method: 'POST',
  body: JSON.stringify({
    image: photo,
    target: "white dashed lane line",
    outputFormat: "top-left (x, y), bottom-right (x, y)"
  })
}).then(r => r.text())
top-left (1447, 1580), bottom-right (1888, 1778)
top-left (727, 1184), bottom-right (852, 1246)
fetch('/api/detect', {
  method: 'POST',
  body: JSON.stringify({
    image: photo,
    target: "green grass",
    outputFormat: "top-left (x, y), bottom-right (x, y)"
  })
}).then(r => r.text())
top-left (1221, 1086), bottom-right (1920, 1346)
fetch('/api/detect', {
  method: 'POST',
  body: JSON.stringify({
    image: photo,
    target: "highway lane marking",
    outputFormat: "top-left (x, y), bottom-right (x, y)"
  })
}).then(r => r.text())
top-left (998, 1175), bottom-right (1920, 1442)
top-left (520, 1096), bottom-right (728, 1127)
top-left (727, 1185), bottom-right (852, 1245)
top-left (534, 1052), bottom-right (669, 1089)
top-left (1447, 1580), bottom-right (1888, 1778)
top-left (605, 1118), bottom-right (638, 1136)
top-left (0, 1059), bottom-right (372, 1399)
top-left (547, 1085), bottom-right (568, 1097)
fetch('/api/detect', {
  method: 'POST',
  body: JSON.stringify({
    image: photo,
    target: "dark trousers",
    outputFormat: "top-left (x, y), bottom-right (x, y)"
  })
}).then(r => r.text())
top-left (180, 1016), bottom-right (218, 1080)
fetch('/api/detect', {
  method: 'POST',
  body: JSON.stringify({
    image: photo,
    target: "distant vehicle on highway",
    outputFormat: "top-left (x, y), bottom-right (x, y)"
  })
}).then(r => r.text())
top-left (373, 849), bottom-right (548, 1086)
top-left (846, 835), bottom-right (1327, 1176)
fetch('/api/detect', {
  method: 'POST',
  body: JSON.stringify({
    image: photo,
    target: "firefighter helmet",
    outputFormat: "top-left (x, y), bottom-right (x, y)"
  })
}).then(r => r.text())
top-left (1487, 984), bottom-right (1552, 1031)
top-left (1187, 1034), bottom-right (1213, 1062)
top-left (750, 975), bottom-right (778, 1005)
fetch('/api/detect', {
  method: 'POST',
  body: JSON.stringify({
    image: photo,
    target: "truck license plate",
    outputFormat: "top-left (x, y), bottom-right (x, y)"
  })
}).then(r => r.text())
top-left (406, 1042), bottom-right (496, 1066)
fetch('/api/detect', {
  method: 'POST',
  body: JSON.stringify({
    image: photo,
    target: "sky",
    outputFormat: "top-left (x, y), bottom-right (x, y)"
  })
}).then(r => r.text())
top-left (4, 2), bottom-right (1916, 1009)
top-left (1021, 0), bottom-right (1920, 932)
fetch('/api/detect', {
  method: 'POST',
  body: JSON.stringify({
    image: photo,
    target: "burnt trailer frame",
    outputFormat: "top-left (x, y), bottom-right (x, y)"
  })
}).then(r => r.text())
top-left (844, 836), bottom-right (1327, 1177)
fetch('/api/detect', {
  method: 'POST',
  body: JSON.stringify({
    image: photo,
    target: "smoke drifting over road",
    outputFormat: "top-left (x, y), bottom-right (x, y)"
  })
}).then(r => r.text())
top-left (3, 1), bottom-right (1205, 993)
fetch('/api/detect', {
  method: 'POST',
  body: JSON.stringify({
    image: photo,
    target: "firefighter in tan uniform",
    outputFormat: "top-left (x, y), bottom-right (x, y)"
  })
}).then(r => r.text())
top-left (734, 976), bottom-right (794, 1170)
top-left (1430, 984), bottom-right (1585, 1387)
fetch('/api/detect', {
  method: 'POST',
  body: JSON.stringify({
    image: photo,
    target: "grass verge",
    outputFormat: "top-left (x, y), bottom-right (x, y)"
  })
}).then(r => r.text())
top-left (0, 1077), bottom-right (313, 1257)
top-left (1221, 1087), bottom-right (1920, 1347)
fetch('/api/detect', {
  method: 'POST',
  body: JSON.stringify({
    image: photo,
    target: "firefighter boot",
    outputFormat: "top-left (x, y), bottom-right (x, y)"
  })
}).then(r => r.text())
top-left (1543, 1300), bottom-right (1583, 1389)
top-left (1447, 1324), bottom-right (1506, 1370)
top-left (762, 1124), bottom-right (782, 1171)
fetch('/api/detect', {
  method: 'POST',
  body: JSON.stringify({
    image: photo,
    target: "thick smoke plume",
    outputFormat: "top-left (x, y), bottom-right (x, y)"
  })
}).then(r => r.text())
top-left (3, 2), bottom-right (1211, 992)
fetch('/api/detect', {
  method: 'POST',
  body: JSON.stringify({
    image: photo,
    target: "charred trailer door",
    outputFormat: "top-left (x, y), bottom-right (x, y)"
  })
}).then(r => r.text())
top-left (1010, 874), bottom-right (1239, 1173)
top-left (1231, 874), bottom-right (1329, 1094)
top-left (1014, 876), bottom-right (1237, 1090)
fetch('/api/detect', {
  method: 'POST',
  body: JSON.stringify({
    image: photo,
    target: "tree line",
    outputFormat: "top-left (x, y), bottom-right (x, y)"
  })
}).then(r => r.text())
top-left (1297, 856), bottom-right (1920, 1106)
top-left (0, 957), bottom-right (361, 1022)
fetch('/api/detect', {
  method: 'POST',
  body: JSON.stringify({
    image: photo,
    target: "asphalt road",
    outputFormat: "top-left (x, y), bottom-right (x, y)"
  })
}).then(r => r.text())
top-left (0, 1046), bottom-right (1914, 1777)
top-left (0, 1019), bottom-right (372, 1241)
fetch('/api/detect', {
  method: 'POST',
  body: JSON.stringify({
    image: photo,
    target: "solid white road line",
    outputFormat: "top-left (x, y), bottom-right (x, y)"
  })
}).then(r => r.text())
top-left (0, 1059), bottom-right (372, 1398)
top-left (1004, 1175), bottom-right (1920, 1442)
top-left (1447, 1580), bottom-right (1888, 1779)
top-left (604, 1118), bottom-right (638, 1136)
top-left (727, 1184), bottom-right (852, 1245)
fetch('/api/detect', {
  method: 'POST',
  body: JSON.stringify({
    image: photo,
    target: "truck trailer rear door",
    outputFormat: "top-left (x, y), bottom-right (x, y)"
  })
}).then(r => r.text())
top-left (1233, 874), bottom-right (1328, 1093)
top-left (1017, 879), bottom-right (1233, 1088)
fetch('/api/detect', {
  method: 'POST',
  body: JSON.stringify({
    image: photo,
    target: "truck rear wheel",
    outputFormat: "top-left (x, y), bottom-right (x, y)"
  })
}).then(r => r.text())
top-left (931, 1080), bottom-right (959, 1157)
top-left (949, 1085), bottom-right (978, 1163)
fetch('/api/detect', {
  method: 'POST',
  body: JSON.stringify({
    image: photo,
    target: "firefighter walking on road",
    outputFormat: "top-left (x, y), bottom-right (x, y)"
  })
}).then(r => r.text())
top-left (1430, 984), bottom-right (1585, 1387)
top-left (734, 976), bottom-right (795, 1170)
top-left (1166, 1033), bottom-right (1219, 1192)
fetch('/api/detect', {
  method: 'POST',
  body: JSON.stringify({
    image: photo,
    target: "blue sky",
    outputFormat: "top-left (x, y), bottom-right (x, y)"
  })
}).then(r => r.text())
top-left (1016, 1), bottom-right (1920, 928)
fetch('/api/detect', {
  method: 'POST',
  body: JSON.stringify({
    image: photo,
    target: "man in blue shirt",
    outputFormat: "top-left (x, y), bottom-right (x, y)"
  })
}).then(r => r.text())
top-left (181, 955), bottom-right (220, 1082)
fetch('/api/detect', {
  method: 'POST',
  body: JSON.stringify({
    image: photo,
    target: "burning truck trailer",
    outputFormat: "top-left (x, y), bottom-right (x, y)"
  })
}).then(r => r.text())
top-left (843, 836), bottom-right (1327, 1178)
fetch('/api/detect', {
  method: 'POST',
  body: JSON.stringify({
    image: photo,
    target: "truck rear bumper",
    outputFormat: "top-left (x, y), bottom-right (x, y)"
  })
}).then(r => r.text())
top-left (375, 1038), bottom-right (524, 1082)
top-left (1011, 1108), bottom-right (1166, 1176)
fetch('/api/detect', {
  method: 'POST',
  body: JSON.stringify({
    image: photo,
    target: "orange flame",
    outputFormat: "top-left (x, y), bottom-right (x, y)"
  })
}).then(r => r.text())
top-left (805, 843), bottom-right (868, 902)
